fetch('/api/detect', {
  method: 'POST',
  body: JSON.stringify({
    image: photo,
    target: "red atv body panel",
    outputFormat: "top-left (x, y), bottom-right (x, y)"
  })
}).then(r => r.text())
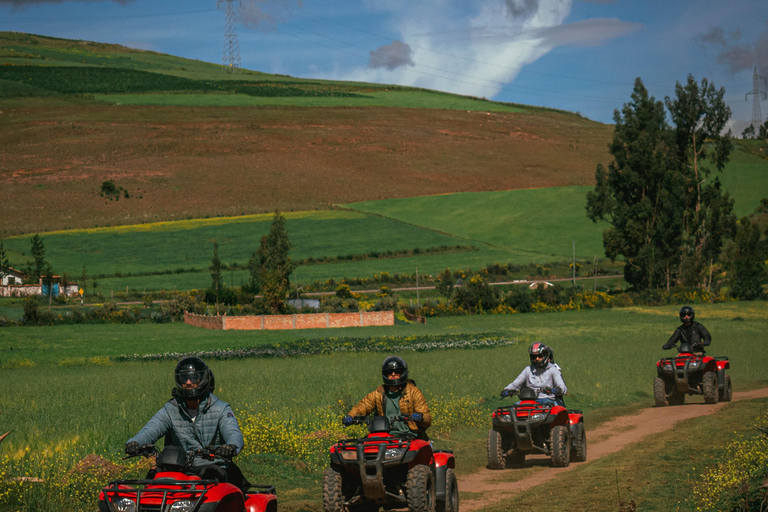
top-left (98, 470), bottom-right (277, 512)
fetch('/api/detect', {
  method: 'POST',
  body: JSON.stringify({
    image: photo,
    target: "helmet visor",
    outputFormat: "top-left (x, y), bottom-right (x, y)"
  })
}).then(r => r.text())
top-left (176, 370), bottom-right (206, 387)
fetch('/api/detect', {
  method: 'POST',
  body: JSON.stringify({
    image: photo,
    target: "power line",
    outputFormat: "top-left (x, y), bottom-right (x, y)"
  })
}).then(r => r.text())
top-left (2, 8), bottom-right (217, 22)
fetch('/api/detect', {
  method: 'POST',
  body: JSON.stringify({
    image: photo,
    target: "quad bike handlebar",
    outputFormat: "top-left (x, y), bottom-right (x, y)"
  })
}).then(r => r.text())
top-left (344, 414), bottom-right (411, 426)
top-left (122, 443), bottom-right (158, 460)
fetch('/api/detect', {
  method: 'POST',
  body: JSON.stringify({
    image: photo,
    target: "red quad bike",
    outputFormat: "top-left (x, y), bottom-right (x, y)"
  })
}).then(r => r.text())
top-left (324, 415), bottom-right (458, 512)
top-left (487, 387), bottom-right (586, 469)
top-left (98, 444), bottom-right (277, 512)
top-left (654, 341), bottom-right (732, 406)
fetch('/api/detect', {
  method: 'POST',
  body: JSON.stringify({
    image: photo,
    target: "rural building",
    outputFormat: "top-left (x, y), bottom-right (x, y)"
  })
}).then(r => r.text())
top-left (0, 269), bottom-right (79, 298)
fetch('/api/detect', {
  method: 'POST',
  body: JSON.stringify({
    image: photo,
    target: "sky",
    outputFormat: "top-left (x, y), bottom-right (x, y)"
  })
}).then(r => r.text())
top-left (1, 0), bottom-right (767, 130)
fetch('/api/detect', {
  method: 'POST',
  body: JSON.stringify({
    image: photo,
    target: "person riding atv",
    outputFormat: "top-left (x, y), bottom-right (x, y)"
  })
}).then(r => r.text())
top-left (662, 305), bottom-right (711, 354)
top-left (124, 356), bottom-right (250, 491)
top-left (343, 355), bottom-right (432, 440)
top-left (500, 342), bottom-right (567, 406)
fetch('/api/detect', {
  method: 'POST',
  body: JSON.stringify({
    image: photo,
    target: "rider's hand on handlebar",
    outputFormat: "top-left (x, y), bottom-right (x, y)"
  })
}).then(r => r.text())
top-left (662, 343), bottom-right (672, 350)
top-left (409, 413), bottom-right (424, 423)
top-left (212, 444), bottom-right (238, 459)
top-left (124, 441), bottom-right (142, 456)
top-left (342, 415), bottom-right (356, 426)
top-left (500, 389), bottom-right (511, 398)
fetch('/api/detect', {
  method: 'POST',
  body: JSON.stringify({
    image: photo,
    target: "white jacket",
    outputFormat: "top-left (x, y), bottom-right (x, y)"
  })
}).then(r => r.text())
top-left (504, 362), bottom-right (567, 401)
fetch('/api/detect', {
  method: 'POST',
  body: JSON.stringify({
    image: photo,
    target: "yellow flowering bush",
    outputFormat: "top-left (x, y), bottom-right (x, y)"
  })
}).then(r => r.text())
top-left (691, 411), bottom-right (768, 511)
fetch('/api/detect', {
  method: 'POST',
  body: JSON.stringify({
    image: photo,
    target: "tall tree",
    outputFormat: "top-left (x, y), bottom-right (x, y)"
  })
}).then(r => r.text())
top-left (586, 78), bottom-right (683, 289)
top-left (665, 75), bottom-right (735, 287)
top-left (723, 217), bottom-right (767, 299)
top-left (248, 211), bottom-right (294, 313)
top-left (0, 242), bottom-right (10, 281)
top-left (27, 234), bottom-right (46, 284)
top-left (210, 241), bottom-right (224, 305)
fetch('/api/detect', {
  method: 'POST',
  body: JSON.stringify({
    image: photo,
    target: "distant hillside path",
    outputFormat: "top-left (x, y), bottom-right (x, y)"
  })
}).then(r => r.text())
top-left (460, 387), bottom-right (768, 511)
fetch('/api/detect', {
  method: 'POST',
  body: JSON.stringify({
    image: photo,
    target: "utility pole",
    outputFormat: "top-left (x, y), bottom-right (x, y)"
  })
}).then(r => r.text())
top-left (218, 0), bottom-right (241, 72)
top-left (745, 67), bottom-right (767, 136)
top-left (416, 266), bottom-right (420, 308)
top-left (572, 240), bottom-right (576, 287)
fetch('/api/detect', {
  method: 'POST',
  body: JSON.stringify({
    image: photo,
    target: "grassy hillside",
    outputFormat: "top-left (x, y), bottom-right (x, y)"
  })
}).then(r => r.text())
top-left (0, 31), bottom-right (613, 236)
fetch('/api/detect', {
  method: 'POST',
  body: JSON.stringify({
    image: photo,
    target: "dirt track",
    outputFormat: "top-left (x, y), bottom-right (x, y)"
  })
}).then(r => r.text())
top-left (459, 388), bottom-right (768, 511)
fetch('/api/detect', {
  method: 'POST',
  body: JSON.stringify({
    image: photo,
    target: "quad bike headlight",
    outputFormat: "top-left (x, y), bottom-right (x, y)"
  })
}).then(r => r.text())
top-left (112, 498), bottom-right (136, 512)
top-left (384, 448), bottom-right (405, 460)
top-left (530, 413), bottom-right (545, 422)
top-left (688, 361), bottom-right (700, 369)
top-left (340, 450), bottom-right (358, 461)
top-left (169, 499), bottom-right (196, 512)
top-left (662, 364), bottom-right (673, 372)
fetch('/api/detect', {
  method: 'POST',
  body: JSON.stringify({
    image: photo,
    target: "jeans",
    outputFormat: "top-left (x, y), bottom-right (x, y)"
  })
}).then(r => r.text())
top-left (536, 397), bottom-right (565, 407)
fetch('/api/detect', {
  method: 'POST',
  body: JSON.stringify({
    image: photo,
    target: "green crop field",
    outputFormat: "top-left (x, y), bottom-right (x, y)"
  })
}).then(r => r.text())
top-left (345, 145), bottom-right (768, 261)
top-left (0, 210), bottom-right (471, 279)
top-left (1, 303), bottom-right (766, 511)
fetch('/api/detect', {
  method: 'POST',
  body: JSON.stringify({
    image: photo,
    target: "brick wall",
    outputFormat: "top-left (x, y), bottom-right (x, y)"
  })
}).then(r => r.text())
top-left (185, 311), bottom-right (394, 331)
top-left (183, 312), bottom-right (225, 330)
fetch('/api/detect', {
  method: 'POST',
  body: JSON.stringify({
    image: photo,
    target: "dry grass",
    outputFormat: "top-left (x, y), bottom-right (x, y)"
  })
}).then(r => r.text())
top-left (0, 104), bottom-right (612, 235)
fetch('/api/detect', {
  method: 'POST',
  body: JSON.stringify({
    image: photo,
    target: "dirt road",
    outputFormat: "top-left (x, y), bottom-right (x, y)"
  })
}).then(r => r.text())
top-left (459, 388), bottom-right (768, 511)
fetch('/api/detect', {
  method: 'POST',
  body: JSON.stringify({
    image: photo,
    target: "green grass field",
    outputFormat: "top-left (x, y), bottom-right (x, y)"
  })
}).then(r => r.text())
top-left (1, 303), bottom-right (766, 511)
top-left (345, 145), bottom-right (768, 261)
top-left (0, 210), bottom-right (470, 278)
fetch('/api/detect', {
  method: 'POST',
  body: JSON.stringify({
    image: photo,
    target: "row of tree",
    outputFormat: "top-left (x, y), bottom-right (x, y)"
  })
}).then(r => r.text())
top-left (586, 75), bottom-right (767, 297)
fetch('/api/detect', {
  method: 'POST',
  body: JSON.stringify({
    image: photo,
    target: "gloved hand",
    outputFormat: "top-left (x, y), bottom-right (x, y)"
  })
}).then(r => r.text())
top-left (500, 389), bottom-right (511, 398)
top-left (409, 413), bottom-right (424, 423)
top-left (662, 344), bottom-right (672, 350)
top-left (213, 444), bottom-right (238, 459)
top-left (342, 415), bottom-right (355, 426)
top-left (124, 441), bottom-right (141, 456)
top-left (550, 387), bottom-right (561, 395)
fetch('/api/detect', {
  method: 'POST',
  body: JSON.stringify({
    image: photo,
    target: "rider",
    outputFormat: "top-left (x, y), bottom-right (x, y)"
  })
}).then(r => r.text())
top-left (343, 355), bottom-right (432, 439)
top-left (662, 306), bottom-right (711, 354)
top-left (500, 342), bottom-right (567, 406)
top-left (124, 357), bottom-right (250, 490)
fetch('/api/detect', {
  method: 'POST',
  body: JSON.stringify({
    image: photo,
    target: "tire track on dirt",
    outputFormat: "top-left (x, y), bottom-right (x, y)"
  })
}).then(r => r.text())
top-left (459, 388), bottom-right (768, 511)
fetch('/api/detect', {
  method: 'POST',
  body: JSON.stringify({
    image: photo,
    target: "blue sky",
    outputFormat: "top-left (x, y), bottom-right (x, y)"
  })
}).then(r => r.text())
top-left (1, 0), bottom-right (767, 129)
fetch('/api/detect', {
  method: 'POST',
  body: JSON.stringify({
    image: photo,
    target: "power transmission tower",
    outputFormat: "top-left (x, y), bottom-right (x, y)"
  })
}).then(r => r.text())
top-left (218, 0), bottom-right (241, 72)
top-left (745, 67), bottom-right (767, 133)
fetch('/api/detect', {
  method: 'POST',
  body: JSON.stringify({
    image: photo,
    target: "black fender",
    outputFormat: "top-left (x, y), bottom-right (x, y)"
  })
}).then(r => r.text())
top-left (435, 464), bottom-right (447, 501)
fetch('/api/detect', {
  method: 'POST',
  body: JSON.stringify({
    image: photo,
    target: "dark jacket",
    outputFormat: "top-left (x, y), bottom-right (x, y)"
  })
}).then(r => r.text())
top-left (664, 321), bottom-right (711, 351)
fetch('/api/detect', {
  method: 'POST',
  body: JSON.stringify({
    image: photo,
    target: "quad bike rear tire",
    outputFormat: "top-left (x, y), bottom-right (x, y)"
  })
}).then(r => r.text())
top-left (550, 425), bottom-right (570, 467)
top-left (506, 451), bottom-right (526, 468)
top-left (323, 467), bottom-right (345, 512)
top-left (703, 372), bottom-right (719, 404)
top-left (570, 422), bottom-right (587, 463)
top-left (719, 374), bottom-right (732, 402)
top-left (486, 429), bottom-right (506, 470)
top-left (435, 468), bottom-right (458, 512)
top-left (406, 465), bottom-right (436, 512)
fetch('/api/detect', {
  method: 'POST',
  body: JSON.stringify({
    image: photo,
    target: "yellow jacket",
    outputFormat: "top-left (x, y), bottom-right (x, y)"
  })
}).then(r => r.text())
top-left (349, 380), bottom-right (432, 436)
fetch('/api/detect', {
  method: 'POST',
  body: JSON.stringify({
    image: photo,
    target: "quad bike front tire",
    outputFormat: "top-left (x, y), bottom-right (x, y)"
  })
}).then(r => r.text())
top-left (719, 374), bottom-right (732, 402)
top-left (435, 468), bottom-right (458, 512)
top-left (703, 372), bottom-right (719, 404)
top-left (570, 422), bottom-right (587, 463)
top-left (550, 425), bottom-right (570, 467)
top-left (486, 429), bottom-right (506, 470)
top-left (654, 377), bottom-right (684, 406)
top-left (406, 465), bottom-right (436, 512)
top-left (323, 467), bottom-right (345, 512)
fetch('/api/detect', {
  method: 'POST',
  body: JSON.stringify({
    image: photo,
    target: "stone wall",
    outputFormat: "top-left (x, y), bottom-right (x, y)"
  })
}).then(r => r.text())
top-left (184, 311), bottom-right (394, 331)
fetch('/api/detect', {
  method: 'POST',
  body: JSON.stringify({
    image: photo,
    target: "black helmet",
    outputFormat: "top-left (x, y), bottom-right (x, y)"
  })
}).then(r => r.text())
top-left (528, 342), bottom-right (552, 368)
top-left (382, 356), bottom-right (408, 386)
top-left (679, 306), bottom-right (695, 324)
top-left (174, 357), bottom-right (213, 400)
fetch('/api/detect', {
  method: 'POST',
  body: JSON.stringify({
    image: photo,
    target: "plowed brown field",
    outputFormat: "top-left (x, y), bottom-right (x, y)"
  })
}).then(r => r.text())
top-left (0, 104), bottom-right (611, 235)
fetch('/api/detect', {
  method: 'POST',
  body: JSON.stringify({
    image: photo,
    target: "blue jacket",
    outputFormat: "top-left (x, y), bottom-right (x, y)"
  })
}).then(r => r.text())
top-left (128, 393), bottom-right (244, 467)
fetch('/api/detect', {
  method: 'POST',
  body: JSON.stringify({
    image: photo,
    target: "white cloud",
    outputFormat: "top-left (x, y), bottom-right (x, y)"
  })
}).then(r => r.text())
top-left (316, 0), bottom-right (639, 99)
